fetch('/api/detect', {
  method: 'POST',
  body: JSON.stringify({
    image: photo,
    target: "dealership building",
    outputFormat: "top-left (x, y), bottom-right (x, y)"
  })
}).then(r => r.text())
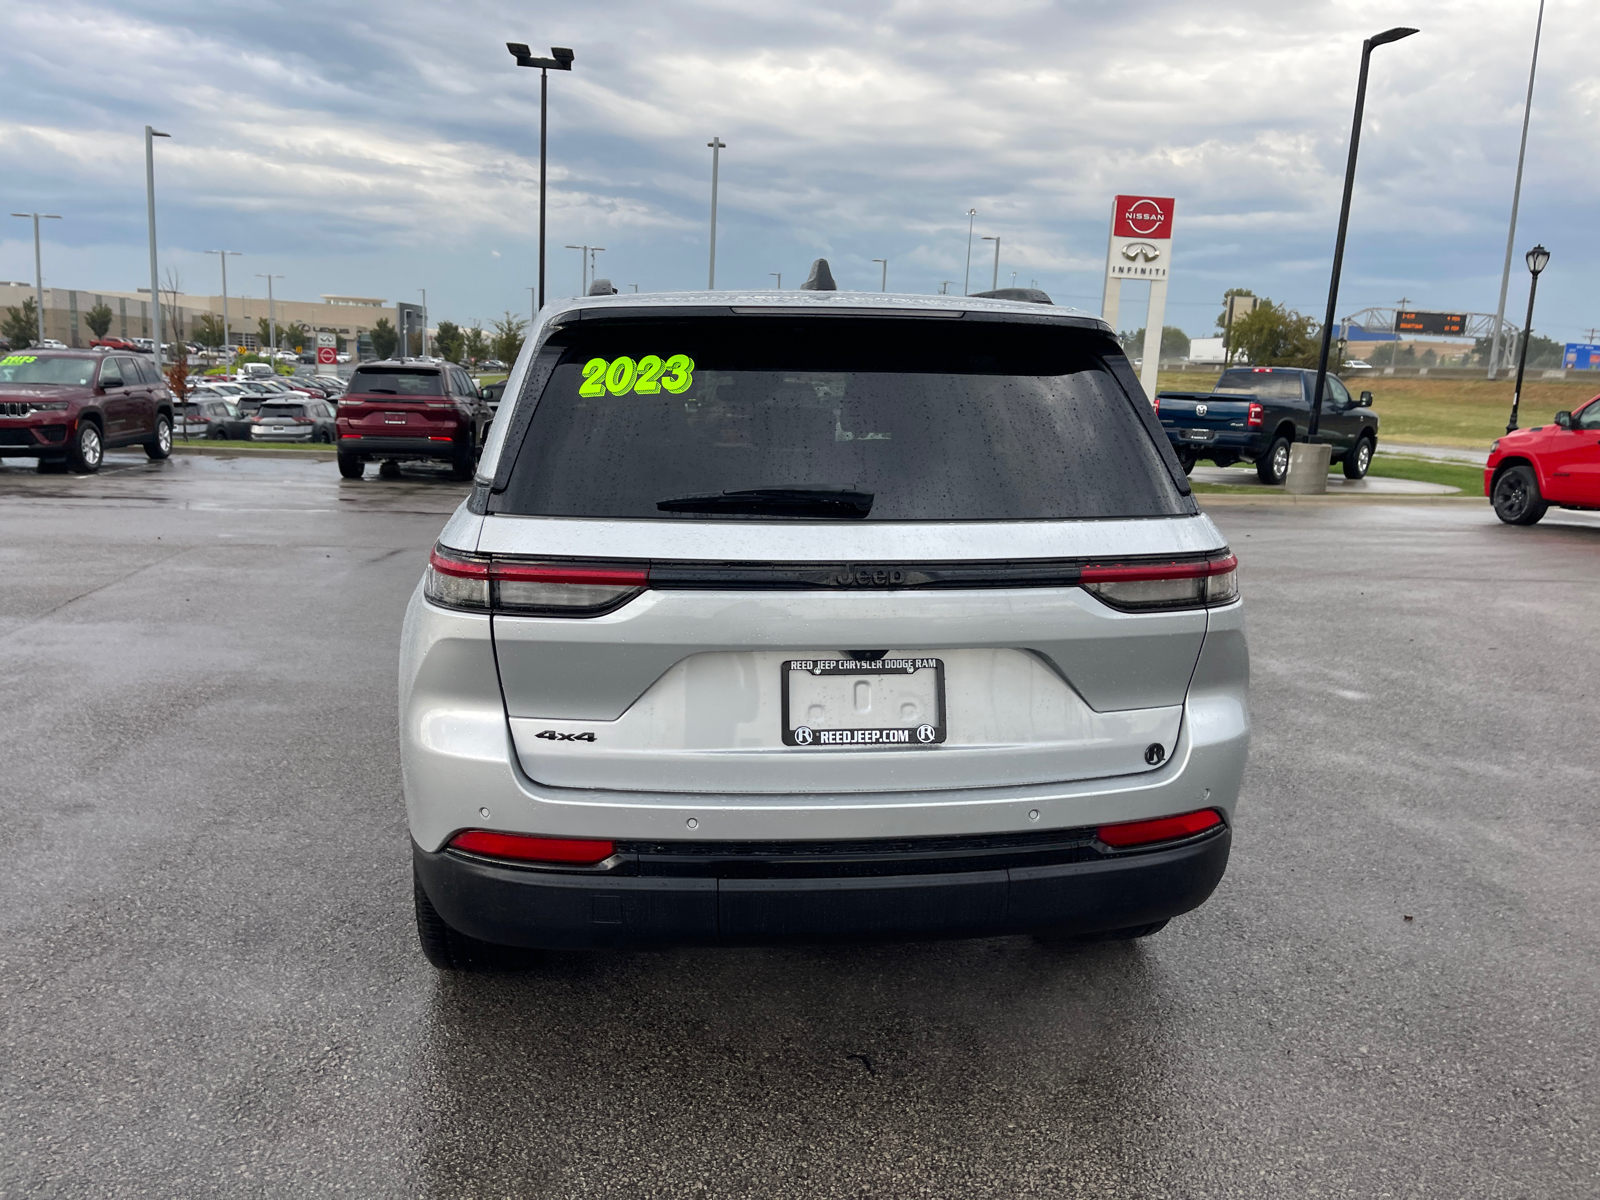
top-left (0, 281), bottom-right (414, 355)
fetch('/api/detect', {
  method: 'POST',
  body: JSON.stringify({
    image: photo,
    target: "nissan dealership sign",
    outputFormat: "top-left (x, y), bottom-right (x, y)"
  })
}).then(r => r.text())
top-left (1102, 194), bottom-right (1177, 400)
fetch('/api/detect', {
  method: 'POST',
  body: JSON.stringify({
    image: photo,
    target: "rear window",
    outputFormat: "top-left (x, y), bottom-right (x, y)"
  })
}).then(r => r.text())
top-left (0, 354), bottom-right (97, 386)
top-left (493, 317), bottom-right (1186, 521)
top-left (1215, 369), bottom-right (1304, 400)
top-left (348, 367), bottom-right (443, 397)
top-left (258, 403), bottom-right (306, 418)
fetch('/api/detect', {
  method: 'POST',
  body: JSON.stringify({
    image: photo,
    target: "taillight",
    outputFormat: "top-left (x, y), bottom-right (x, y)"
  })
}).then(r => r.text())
top-left (424, 546), bottom-right (648, 616)
top-left (449, 830), bottom-right (615, 865)
top-left (1247, 402), bottom-right (1264, 428)
top-left (1080, 553), bottom-right (1239, 611)
top-left (1152, 395), bottom-right (1160, 414)
top-left (1097, 808), bottom-right (1222, 848)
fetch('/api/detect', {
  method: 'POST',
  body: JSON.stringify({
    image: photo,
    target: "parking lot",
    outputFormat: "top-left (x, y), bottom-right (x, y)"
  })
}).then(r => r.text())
top-left (2, 452), bottom-right (1597, 1197)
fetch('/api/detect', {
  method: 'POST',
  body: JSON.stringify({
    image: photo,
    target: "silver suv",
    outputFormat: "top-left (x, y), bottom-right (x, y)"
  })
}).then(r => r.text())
top-left (399, 285), bottom-right (1249, 967)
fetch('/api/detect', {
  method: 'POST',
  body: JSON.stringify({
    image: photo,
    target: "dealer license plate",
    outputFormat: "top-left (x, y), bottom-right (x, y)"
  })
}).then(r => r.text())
top-left (782, 657), bottom-right (945, 748)
top-left (1180, 428), bottom-right (1216, 442)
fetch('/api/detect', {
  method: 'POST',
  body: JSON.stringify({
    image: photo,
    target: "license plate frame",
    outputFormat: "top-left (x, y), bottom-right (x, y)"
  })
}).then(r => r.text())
top-left (781, 657), bottom-right (946, 748)
top-left (1180, 428), bottom-right (1216, 442)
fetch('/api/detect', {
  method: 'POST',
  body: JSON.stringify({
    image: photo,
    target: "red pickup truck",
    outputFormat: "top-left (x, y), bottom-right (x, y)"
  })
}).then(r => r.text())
top-left (1486, 395), bottom-right (1600, 524)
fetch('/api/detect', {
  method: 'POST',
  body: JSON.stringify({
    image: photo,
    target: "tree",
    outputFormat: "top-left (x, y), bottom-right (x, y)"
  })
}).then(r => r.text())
top-left (280, 322), bottom-right (311, 352)
top-left (1368, 342), bottom-right (1396, 367)
top-left (2, 299), bottom-right (38, 348)
top-left (84, 302), bottom-right (114, 339)
top-left (1120, 326), bottom-right (1191, 362)
top-left (1227, 299), bottom-right (1320, 367)
top-left (462, 324), bottom-right (489, 365)
top-left (370, 317), bottom-right (398, 360)
top-left (491, 311), bottom-right (528, 364)
top-left (193, 313), bottom-right (226, 348)
top-left (256, 317), bottom-right (279, 350)
top-left (162, 267), bottom-right (185, 346)
top-left (433, 320), bottom-right (464, 363)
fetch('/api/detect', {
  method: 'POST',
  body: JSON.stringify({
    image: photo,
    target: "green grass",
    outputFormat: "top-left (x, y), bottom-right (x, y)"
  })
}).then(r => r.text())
top-left (1187, 453), bottom-right (1481, 496)
top-left (171, 439), bottom-right (333, 452)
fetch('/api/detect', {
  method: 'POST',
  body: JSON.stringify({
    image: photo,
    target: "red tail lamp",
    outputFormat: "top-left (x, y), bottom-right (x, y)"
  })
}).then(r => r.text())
top-left (1097, 808), bottom-right (1222, 848)
top-left (449, 830), bottom-right (615, 864)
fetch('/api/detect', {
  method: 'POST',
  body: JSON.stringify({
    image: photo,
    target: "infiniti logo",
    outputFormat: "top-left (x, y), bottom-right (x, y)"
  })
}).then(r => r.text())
top-left (1121, 241), bottom-right (1162, 263)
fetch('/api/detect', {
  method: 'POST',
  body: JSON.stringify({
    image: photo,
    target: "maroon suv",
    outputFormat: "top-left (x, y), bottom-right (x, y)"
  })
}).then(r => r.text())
top-left (0, 349), bottom-right (174, 473)
top-left (335, 360), bottom-right (491, 480)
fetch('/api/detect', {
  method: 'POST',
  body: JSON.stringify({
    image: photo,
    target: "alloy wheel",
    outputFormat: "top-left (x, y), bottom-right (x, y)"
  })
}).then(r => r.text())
top-left (1273, 443), bottom-right (1290, 479)
top-left (81, 425), bottom-right (102, 468)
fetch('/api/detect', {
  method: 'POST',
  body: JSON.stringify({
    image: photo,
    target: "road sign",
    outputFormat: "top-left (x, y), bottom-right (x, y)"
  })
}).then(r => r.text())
top-left (1394, 311), bottom-right (1466, 336)
top-left (317, 346), bottom-right (337, 365)
top-left (1564, 343), bottom-right (1600, 370)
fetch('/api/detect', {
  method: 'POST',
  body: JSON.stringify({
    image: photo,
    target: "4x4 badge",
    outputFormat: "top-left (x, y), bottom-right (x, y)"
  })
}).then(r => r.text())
top-left (535, 730), bottom-right (596, 742)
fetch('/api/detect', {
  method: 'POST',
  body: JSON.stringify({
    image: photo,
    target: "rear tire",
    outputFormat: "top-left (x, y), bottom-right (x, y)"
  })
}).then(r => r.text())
top-left (1342, 436), bottom-right (1373, 479)
top-left (1034, 919), bottom-right (1170, 948)
top-left (1256, 435), bottom-right (1292, 485)
top-left (337, 453), bottom-right (365, 480)
top-left (414, 869), bottom-right (503, 970)
top-left (68, 421), bottom-right (103, 474)
top-left (1492, 463), bottom-right (1547, 525)
top-left (1175, 449), bottom-right (1197, 476)
top-left (448, 439), bottom-right (476, 481)
top-left (145, 414), bottom-right (172, 460)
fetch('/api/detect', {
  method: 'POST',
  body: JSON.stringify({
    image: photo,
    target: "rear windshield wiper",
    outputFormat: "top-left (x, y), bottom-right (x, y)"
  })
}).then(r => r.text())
top-left (656, 487), bottom-right (874, 518)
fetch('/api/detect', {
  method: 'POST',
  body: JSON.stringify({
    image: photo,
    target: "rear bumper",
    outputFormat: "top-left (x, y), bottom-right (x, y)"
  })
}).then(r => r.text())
top-left (413, 825), bottom-right (1231, 949)
top-left (1164, 429), bottom-right (1264, 457)
top-left (337, 434), bottom-right (460, 458)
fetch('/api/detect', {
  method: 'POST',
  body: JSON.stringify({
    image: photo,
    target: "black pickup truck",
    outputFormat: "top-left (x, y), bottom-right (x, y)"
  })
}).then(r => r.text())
top-left (1156, 366), bottom-right (1380, 484)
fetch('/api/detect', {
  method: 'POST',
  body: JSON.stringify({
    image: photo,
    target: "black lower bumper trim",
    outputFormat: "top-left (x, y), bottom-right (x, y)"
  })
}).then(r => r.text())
top-left (413, 827), bottom-right (1231, 949)
top-left (339, 436), bottom-right (460, 460)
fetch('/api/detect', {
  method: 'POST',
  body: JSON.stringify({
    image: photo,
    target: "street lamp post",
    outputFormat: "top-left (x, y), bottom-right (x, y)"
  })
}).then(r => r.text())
top-left (707, 137), bottom-right (726, 289)
top-left (871, 259), bottom-right (887, 291)
top-left (939, 281), bottom-right (956, 295)
top-left (588, 248), bottom-right (604, 290)
top-left (204, 250), bottom-right (241, 361)
top-left (145, 126), bottom-right (171, 368)
top-left (9, 212), bottom-right (62, 345)
top-left (1488, 0), bottom-right (1546, 380)
top-left (962, 209), bottom-right (977, 295)
top-left (419, 288), bottom-right (428, 357)
top-left (1307, 26), bottom-right (1419, 444)
top-left (507, 43), bottom-right (575, 314)
top-left (981, 236), bottom-right (1001, 292)
top-left (1507, 245), bottom-right (1550, 433)
top-left (564, 245), bottom-right (597, 295)
top-left (768, 272), bottom-right (781, 290)
top-left (256, 273), bottom-right (282, 359)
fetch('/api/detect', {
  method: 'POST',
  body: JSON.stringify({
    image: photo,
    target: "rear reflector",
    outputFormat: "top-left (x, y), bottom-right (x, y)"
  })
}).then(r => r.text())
top-left (1080, 553), bottom-right (1238, 611)
top-left (425, 546), bottom-right (649, 616)
top-left (1097, 809), bottom-right (1222, 848)
top-left (449, 830), bottom-right (615, 864)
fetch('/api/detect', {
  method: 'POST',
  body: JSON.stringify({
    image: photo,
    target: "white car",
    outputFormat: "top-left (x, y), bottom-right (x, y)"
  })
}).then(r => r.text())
top-left (39, 338), bottom-right (69, 350)
top-left (399, 275), bottom-right (1249, 968)
top-left (1342, 359), bottom-right (1373, 370)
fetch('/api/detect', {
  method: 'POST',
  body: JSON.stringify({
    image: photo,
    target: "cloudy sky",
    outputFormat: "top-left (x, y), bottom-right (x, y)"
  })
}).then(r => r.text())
top-left (3, 0), bottom-right (1594, 343)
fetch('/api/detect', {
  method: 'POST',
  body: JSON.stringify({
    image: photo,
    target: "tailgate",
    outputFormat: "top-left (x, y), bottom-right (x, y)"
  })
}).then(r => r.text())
top-left (1156, 393), bottom-right (1253, 441)
top-left (339, 396), bottom-right (458, 436)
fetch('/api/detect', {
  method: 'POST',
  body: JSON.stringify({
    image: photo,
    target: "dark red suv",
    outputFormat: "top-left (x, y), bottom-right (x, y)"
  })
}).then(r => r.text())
top-left (0, 349), bottom-right (174, 473)
top-left (335, 360), bottom-right (491, 480)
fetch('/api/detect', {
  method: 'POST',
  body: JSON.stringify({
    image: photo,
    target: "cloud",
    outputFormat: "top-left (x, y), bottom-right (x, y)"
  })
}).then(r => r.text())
top-left (2, 0), bottom-right (1595, 337)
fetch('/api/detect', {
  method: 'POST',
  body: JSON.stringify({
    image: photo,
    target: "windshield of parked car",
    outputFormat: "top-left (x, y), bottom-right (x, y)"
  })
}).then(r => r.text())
top-left (347, 367), bottom-right (443, 396)
top-left (0, 354), bottom-right (99, 386)
top-left (1214, 369), bottom-right (1304, 400)
top-left (257, 403), bottom-right (307, 418)
top-left (494, 316), bottom-right (1186, 521)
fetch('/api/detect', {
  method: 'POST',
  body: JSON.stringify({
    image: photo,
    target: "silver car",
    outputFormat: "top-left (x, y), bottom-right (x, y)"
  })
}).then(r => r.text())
top-left (400, 281), bottom-right (1249, 968)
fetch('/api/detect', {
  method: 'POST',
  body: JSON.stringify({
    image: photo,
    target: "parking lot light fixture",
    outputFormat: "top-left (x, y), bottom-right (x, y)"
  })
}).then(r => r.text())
top-left (9, 212), bottom-right (62, 344)
top-left (871, 259), bottom-right (887, 292)
top-left (769, 272), bottom-right (781, 290)
top-left (204, 250), bottom-right (241, 359)
top-left (1489, 0), bottom-right (1545, 380)
top-left (565, 245), bottom-right (589, 295)
top-left (981, 236), bottom-right (1001, 292)
top-left (256, 273), bottom-right (283, 359)
top-left (963, 209), bottom-right (976, 295)
top-left (1308, 26), bottom-right (1419, 441)
top-left (145, 127), bottom-right (171, 367)
top-left (507, 42), bottom-right (575, 314)
top-left (707, 137), bottom-right (726, 289)
top-left (1507, 244), bottom-right (1550, 433)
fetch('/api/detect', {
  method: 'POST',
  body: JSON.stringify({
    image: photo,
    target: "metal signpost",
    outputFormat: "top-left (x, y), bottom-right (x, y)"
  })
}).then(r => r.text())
top-left (317, 332), bottom-right (337, 368)
top-left (1101, 194), bottom-right (1176, 400)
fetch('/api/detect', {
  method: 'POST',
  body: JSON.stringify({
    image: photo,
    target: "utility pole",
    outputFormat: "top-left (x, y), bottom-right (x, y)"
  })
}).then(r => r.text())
top-left (9, 212), bottom-right (62, 345)
top-left (204, 250), bottom-right (240, 361)
top-left (707, 137), bottom-right (726, 289)
top-left (871, 259), bottom-right (887, 291)
top-left (769, 273), bottom-right (781, 290)
top-left (588, 248), bottom-right (605, 289)
top-left (940, 281), bottom-right (955, 295)
top-left (982, 236), bottom-right (1001, 292)
top-left (1489, 0), bottom-right (1545, 380)
top-left (256, 273), bottom-right (283, 359)
top-left (145, 125), bottom-right (171, 367)
top-left (565, 245), bottom-right (590, 294)
top-left (963, 209), bottom-right (977, 295)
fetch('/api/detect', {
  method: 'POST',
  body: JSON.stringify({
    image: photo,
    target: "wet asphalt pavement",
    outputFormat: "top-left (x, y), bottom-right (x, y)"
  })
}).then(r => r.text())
top-left (1, 451), bottom-right (1597, 1198)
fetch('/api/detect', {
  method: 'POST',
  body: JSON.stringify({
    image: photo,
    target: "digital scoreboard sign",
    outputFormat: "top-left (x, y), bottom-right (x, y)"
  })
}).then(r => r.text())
top-left (1393, 311), bottom-right (1466, 336)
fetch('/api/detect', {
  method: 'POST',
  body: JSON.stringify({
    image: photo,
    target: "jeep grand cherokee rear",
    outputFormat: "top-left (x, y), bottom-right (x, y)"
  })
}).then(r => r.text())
top-left (399, 290), bottom-right (1249, 967)
top-left (336, 360), bottom-right (490, 480)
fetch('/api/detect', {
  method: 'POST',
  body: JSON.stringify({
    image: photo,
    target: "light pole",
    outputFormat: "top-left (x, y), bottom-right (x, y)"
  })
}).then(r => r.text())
top-left (587, 248), bottom-right (604, 290)
top-left (565, 245), bottom-right (590, 295)
top-left (255, 273), bottom-right (282, 359)
top-left (981, 236), bottom-right (1001, 292)
top-left (1507, 245), bottom-right (1550, 433)
top-left (629, 283), bottom-right (639, 293)
top-left (1488, 0), bottom-right (1545, 379)
top-left (768, 272), bottom-right (781, 290)
top-left (419, 288), bottom-right (428, 357)
top-left (204, 250), bottom-right (241, 361)
top-left (528, 286), bottom-right (538, 325)
top-left (939, 280), bottom-right (955, 295)
top-left (9, 212), bottom-right (61, 345)
top-left (1307, 26), bottom-right (1419, 442)
top-left (507, 43), bottom-right (575, 314)
top-left (962, 209), bottom-right (977, 295)
top-left (871, 259), bottom-right (887, 292)
top-left (145, 126), bottom-right (171, 367)
top-left (707, 137), bottom-right (726, 289)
